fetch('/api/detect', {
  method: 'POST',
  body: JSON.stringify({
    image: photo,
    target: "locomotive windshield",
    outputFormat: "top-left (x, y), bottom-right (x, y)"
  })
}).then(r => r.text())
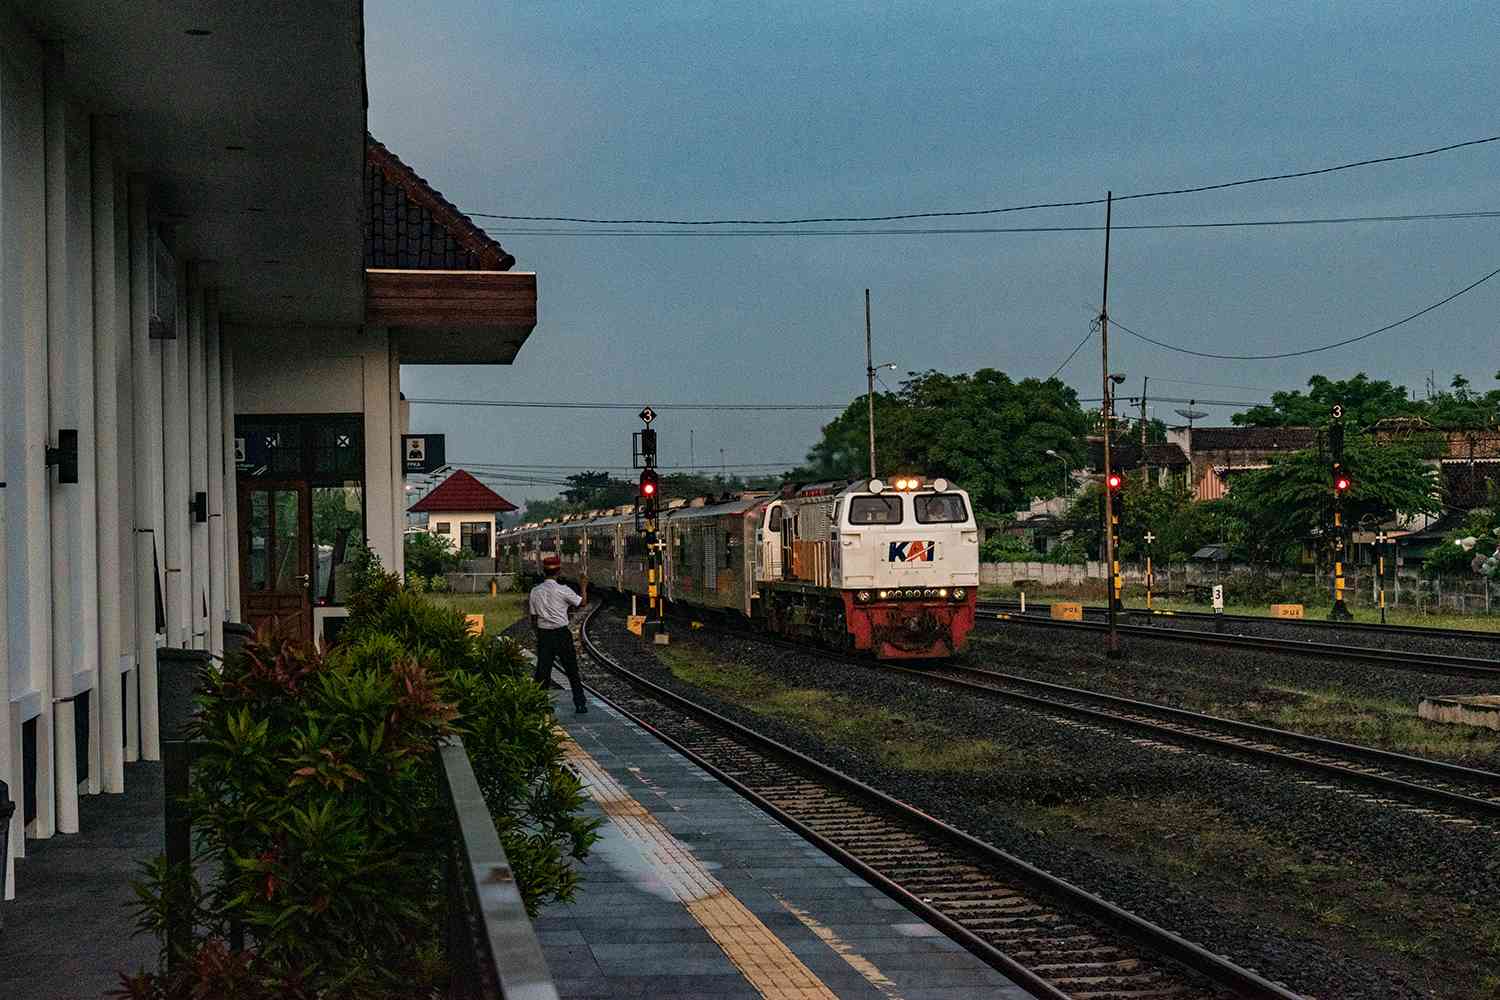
top-left (914, 493), bottom-right (968, 524)
top-left (848, 495), bottom-right (903, 524)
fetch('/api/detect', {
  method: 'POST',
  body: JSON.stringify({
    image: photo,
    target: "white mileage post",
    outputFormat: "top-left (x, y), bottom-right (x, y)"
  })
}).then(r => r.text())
top-left (1212, 585), bottom-right (1224, 611)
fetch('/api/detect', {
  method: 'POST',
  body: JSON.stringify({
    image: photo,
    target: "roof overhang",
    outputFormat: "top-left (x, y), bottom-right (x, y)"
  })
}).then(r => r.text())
top-left (368, 269), bottom-right (537, 364)
top-left (12, 0), bottom-right (368, 327)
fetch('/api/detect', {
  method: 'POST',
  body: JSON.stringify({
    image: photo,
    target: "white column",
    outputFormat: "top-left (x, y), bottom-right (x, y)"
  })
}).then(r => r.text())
top-left (43, 45), bottom-right (79, 834)
top-left (128, 178), bottom-right (160, 760)
top-left (162, 262), bottom-right (190, 649)
top-left (90, 121), bottom-right (123, 792)
top-left (362, 330), bottom-right (398, 571)
top-left (222, 339), bottom-right (240, 622)
top-left (187, 271), bottom-right (209, 651)
top-left (205, 294), bottom-right (225, 655)
top-left (390, 342), bottom-right (403, 567)
top-left (113, 168), bottom-right (137, 768)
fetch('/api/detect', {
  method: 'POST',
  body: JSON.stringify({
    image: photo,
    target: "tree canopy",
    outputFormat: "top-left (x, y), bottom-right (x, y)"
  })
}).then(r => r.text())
top-left (793, 369), bottom-right (1091, 518)
top-left (1233, 372), bottom-right (1500, 430)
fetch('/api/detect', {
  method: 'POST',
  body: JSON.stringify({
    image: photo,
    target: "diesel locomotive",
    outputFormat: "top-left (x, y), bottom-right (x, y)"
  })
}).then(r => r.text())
top-left (497, 477), bottom-right (979, 659)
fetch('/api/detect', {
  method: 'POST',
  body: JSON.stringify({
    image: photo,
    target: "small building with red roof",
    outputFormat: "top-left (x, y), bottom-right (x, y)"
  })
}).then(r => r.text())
top-left (408, 470), bottom-right (518, 558)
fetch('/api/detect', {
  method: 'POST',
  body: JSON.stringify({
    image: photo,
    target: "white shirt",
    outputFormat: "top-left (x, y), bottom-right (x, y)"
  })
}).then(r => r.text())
top-left (529, 578), bottom-right (582, 630)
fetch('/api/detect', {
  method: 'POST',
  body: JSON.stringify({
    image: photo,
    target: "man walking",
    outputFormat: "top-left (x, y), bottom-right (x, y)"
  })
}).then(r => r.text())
top-left (529, 554), bottom-right (588, 714)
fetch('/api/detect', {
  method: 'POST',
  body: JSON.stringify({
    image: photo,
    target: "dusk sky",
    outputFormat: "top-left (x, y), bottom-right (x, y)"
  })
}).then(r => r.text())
top-left (367, 2), bottom-right (1499, 507)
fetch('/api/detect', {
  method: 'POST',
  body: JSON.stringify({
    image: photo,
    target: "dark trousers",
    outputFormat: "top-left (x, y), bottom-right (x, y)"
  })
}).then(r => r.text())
top-left (534, 626), bottom-right (586, 710)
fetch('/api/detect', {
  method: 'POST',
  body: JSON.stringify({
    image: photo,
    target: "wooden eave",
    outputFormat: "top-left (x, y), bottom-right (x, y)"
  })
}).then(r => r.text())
top-left (366, 268), bottom-right (537, 364)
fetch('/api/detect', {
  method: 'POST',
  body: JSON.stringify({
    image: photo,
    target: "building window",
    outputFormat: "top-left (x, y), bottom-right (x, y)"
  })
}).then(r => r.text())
top-left (434, 521), bottom-right (451, 535)
top-left (460, 522), bottom-right (491, 557)
top-left (312, 485), bottom-right (363, 606)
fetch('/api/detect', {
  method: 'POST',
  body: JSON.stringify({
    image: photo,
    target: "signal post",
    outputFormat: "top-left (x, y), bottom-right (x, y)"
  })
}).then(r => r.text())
top-left (634, 407), bottom-right (669, 643)
top-left (1328, 406), bottom-right (1354, 621)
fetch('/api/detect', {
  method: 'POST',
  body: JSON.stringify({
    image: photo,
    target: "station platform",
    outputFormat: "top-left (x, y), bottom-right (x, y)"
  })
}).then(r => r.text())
top-left (541, 686), bottom-right (1028, 1000)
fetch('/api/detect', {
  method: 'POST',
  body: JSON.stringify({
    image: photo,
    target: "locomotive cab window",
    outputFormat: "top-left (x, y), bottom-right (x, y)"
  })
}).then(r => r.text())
top-left (848, 495), bottom-right (903, 525)
top-left (915, 493), bottom-right (968, 524)
top-left (767, 506), bottom-right (783, 532)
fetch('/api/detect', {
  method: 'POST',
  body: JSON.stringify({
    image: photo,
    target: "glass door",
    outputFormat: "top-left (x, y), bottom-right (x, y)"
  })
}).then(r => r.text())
top-left (240, 482), bottom-right (312, 641)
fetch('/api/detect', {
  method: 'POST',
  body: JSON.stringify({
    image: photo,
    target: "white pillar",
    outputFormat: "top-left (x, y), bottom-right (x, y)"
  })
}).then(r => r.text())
top-left (113, 168), bottom-right (137, 769)
top-left (90, 121), bottom-right (123, 792)
top-left (362, 330), bottom-right (398, 571)
top-left (205, 294), bottom-right (225, 656)
top-left (162, 262), bottom-right (190, 650)
top-left (43, 45), bottom-right (80, 834)
top-left (187, 271), bottom-right (209, 650)
top-left (222, 340), bottom-right (240, 622)
top-left (128, 178), bottom-right (160, 760)
top-left (390, 341), bottom-right (403, 572)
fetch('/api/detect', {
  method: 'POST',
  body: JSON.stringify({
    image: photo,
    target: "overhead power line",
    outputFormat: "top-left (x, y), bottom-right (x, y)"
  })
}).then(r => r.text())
top-left (455, 460), bottom-right (801, 472)
top-left (486, 209), bottom-right (1500, 237)
top-left (1112, 261), bottom-right (1500, 360)
top-left (470, 133), bottom-right (1500, 226)
top-left (1048, 321), bottom-right (1096, 379)
top-left (406, 397), bottom-right (846, 411)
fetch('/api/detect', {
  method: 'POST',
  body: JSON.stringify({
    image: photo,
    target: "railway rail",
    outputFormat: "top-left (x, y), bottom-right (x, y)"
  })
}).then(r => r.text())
top-left (980, 598), bottom-right (1500, 645)
top-left (976, 603), bottom-right (1500, 680)
top-left (578, 604), bottom-right (1304, 1000)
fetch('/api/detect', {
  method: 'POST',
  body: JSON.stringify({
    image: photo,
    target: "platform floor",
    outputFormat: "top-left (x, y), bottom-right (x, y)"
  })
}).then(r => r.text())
top-left (542, 685), bottom-right (1028, 999)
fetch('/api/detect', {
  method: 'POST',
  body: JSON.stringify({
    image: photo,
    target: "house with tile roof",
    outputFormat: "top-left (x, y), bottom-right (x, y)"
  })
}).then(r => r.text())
top-left (408, 470), bottom-right (518, 558)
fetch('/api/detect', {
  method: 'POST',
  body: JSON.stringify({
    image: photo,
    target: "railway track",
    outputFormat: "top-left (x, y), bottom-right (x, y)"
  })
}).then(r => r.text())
top-left (980, 599), bottom-right (1500, 645)
top-left (900, 660), bottom-right (1500, 823)
top-left (578, 604), bottom-right (1304, 1000)
top-left (975, 604), bottom-right (1500, 680)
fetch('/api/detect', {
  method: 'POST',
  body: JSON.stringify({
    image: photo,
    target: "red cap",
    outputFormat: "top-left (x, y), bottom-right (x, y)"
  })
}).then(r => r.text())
top-left (541, 554), bottom-right (562, 570)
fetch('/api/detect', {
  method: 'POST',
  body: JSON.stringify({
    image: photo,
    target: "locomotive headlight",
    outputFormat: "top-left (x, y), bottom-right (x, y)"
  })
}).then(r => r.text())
top-left (877, 590), bottom-right (889, 599)
top-left (933, 477), bottom-right (949, 491)
top-left (938, 588), bottom-right (949, 598)
top-left (868, 478), bottom-right (885, 494)
top-left (951, 587), bottom-right (966, 601)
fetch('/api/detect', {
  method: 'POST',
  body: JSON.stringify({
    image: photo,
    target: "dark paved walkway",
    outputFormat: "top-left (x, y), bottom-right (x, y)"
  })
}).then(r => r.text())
top-left (0, 762), bottom-right (163, 1000)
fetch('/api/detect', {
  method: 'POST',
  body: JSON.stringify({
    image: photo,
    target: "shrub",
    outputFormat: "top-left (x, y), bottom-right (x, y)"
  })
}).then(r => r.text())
top-left (404, 531), bottom-right (463, 580)
top-left (122, 553), bottom-right (597, 997)
top-left (980, 533), bottom-right (1037, 563)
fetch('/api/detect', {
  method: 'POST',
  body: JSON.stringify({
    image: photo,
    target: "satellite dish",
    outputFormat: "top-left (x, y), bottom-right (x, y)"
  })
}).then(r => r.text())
top-left (1174, 407), bottom-right (1209, 431)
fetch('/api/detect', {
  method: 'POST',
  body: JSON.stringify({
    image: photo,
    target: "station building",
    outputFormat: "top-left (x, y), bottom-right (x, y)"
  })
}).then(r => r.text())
top-left (409, 469), bottom-right (519, 559)
top-left (0, 1), bottom-right (536, 899)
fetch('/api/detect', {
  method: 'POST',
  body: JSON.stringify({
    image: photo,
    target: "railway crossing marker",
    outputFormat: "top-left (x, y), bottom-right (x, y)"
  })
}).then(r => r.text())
top-left (1143, 531), bottom-right (1156, 612)
top-left (1376, 529), bottom-right (1389, 623)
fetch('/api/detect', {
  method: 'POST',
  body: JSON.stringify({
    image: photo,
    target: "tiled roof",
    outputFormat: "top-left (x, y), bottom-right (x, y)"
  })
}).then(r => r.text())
top-left (1087, 440), bottom-right (1190, 471)
top-left (1190, 426), bottom-right (1318, 452)
top-left (408, 469), bottom-right (518, 513)
top-left (366, 135), bottom-right (515, 271)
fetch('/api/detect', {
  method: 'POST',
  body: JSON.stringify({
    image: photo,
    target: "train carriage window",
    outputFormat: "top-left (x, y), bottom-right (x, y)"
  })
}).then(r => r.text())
top-left (848, 495), bottom-right (904, 525)
top-left (540, 537), bottom-right (557, 552)
top-left (723, 531), bottom-right (735, 569)
top-left (915, 493), bottom-right (968, 524)
top-left (767, 506), bottom-right (782, 532)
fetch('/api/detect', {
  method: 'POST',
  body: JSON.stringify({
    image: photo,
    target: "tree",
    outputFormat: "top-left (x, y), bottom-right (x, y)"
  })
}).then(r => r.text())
top-left (1057, 477), bottom-right (1224, 561)
top-left (1223, 436), bottom-right (1441, 564)
top-left (792, 369), bottom-right (1092, 518)
top-left (1232, 373), bottom-right (1416, 428)
top-left (561, 471), bottom-right (636, 509)
top-left (404, 530), bottom-right (462, 578)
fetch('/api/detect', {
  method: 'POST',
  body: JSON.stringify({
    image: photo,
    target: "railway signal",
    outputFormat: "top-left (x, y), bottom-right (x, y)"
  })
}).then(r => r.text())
top-left (1328, 405), bottom-right (1353, 621)
top-left (1376, 529), bottom-right (1389, 624)
top-left (1142, 530), bottom-right (1156, 612)
top-left (634, 408), bottom-right (667, 643)
top-left (1105, 472), bottom-right (1124, 612)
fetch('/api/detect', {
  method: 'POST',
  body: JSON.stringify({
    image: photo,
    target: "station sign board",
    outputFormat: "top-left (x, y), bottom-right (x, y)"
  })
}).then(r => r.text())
top-left (402, 433), bottom-right (446, 474)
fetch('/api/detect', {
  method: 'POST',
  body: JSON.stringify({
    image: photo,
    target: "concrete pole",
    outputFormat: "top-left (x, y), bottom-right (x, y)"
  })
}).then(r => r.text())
top-left (206, 294), bottom-right (225, 655)
top-left (129, 178), bottom-right (161, 760)
top-left (44, 45), bottom-right (80, 833)
top-left (114, 168), bottom-right (138, 768)
top-left (222, 338), bottom-right (241, 621)
top-left (91, 120), bottom-right (124, 793)
top-left (187, 272), bottom-right (209, 650)
top-left (162, 262), bottom-right (190, 649)
top-left (363, 331), bottom-right (398, 571)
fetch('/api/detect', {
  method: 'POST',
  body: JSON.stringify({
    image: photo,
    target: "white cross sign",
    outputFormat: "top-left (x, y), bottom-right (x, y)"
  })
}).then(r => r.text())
top-left (1143, 532), bottom-right (1156, 544)
top-left (1376, 531), bottom-right (1388, 543)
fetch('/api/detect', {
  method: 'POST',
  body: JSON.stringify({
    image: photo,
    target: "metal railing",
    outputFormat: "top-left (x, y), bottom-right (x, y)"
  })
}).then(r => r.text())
top-left (161, 736), bottom-right (557, 998)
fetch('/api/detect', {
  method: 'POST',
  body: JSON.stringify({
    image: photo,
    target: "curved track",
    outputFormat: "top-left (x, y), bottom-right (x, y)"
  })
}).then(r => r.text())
top-left (976, 605), bottom-right (1500, 680)
top-left (578, 604), bottom-right (1304, 1000)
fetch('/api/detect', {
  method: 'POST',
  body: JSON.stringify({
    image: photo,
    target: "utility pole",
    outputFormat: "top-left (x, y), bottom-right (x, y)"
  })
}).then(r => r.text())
top-left (1100, 192), bottom-right (1121, 657)
top-left (1139, 375), bottom-right (1150, 483)
top-left (865, 288), bottom-right (876, 480)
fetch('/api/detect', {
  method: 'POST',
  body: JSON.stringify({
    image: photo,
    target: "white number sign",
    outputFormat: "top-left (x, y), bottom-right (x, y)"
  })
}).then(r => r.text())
top-left (1212, 585), bottom-right (1224, 611)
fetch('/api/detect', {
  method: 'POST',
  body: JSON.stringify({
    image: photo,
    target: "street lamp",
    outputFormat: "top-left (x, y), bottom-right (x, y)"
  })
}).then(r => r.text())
top-left (1045, 449), bottom-right (1070, 496)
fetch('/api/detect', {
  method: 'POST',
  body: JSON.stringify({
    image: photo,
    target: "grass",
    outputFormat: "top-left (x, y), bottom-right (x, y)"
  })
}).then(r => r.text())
top-left (656, 645), bottom-right (1015, 775)
top-left (428, 592), bottom-right (530, 635)
top-left (1249, 685), bottom-right (1500, 762)
top-left (980, 583), bottom-right (1500, 632)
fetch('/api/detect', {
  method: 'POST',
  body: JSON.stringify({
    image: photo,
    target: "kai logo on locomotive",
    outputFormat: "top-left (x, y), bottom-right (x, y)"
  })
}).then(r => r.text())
top-left (887, 540), bottom-right (936, 562)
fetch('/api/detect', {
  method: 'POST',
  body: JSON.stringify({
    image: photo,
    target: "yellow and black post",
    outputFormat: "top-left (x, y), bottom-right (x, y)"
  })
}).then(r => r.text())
top-left (1143, 530), bottom-right (1156, 613)
top-left (1376, 529), bottom-right (1388, 624)
top-left (1106, 472), bottom-right (1125, 613)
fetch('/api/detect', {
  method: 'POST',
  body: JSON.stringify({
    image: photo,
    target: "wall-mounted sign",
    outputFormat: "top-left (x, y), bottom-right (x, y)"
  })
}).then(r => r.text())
top-left (402, 433), bottom-right (446, 474)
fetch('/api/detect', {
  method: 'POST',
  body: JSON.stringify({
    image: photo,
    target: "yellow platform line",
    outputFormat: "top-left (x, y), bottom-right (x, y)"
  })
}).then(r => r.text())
top-left (563, 733), bottom-right (842, 999)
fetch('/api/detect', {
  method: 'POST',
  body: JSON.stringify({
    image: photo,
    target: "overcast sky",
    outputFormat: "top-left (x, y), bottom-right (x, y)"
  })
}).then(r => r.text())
top-left (367, 1), bottom-right (1499, 507)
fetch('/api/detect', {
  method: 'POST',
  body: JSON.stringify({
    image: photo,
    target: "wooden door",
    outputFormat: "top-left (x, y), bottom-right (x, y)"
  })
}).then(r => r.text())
top-left (239, 482), bottom-right (313, 641)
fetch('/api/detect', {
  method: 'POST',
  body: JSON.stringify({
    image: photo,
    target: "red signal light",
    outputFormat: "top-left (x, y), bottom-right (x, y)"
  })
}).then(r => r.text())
top-left (639, 468), bottom-right (660, 500)
top-left (1106, 473), bottom-right (1122, 490)
top-left (1335, 475), bottom-right (1350, 493)
top-left (642, 481), bottom-right (656, 496)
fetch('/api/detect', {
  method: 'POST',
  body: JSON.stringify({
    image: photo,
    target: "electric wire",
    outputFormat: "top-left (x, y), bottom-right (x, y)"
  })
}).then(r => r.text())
top-left (1049, 321), bottom-right (1097, 379)
top-left (1111, 262), bottom-right (1500, 360)
top-left (470, 133), bottom-right (1500, 226)
top-left (405, 397), bottom-right (845, 411)
top-left (484, 209), bottom-right (1500, 237)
